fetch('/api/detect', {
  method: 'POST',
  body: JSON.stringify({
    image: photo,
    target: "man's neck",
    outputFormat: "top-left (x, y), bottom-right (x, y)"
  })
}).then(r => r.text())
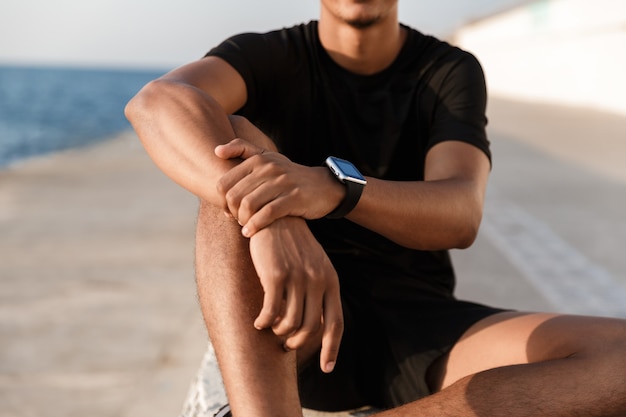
top-left (318, 7), bottom-right (406, 75)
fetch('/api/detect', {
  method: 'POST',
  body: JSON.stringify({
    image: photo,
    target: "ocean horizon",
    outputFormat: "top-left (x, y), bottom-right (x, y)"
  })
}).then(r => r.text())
top-left (0, 64), bottom-right (166, 168)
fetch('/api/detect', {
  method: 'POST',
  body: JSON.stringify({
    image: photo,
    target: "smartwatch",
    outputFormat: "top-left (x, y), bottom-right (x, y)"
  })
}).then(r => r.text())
top-left (325, 156), bottom-right (367, 219)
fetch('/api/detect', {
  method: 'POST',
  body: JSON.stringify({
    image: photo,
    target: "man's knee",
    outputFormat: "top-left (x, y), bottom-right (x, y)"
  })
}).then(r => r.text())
top-left (197, 199), bottom-right (240, 238)
top-left (195, 199), bottom-right (251, 273)
top-left (197, 199), bottom-right (223, 227)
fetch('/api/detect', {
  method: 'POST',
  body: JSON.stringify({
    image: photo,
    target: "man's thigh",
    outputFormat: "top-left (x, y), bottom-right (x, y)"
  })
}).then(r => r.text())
top-left (428, 311), bottom-right (626, 391)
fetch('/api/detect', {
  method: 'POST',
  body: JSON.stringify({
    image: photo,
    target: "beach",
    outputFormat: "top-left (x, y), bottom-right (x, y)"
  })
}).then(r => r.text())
top-left (1, 98), bottom-right (626, 417)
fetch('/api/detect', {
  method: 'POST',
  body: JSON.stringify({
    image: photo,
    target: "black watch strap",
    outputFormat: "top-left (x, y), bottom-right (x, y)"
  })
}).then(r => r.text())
top-left (326, 180), bottom-right (364, 219)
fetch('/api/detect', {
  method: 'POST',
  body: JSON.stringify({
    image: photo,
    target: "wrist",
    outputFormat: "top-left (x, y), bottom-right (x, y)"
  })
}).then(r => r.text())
top-left (321, 167), bottom-right (346, 214)
top-left (324, 157), bottom-right (366, 219)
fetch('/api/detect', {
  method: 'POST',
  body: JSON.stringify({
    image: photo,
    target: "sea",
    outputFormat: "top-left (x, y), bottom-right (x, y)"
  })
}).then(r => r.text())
top-left (0, 65), bottom-right (167, 169)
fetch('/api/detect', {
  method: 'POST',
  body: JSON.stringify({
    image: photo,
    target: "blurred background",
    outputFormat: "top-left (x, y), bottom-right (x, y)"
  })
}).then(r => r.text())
top-left (0, 1), bottom-right (625, 417)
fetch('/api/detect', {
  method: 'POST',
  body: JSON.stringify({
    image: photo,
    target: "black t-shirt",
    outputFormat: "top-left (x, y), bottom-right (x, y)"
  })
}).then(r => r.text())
top-left (207, 21), bottom-right (489, 297)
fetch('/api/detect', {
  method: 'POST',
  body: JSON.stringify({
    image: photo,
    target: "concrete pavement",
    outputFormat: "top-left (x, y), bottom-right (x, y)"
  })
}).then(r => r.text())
top-left (0, 132), bottom-right (206, 417)
top-left (454, 97), bottom-right (626, 316)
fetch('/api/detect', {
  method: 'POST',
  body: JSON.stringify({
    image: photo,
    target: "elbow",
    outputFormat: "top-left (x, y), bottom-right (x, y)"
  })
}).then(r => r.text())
top-left (452, 181), bottom-right (486, 249)
top-left (124, 93), bottom-right (141, 125)
top-left (455, 222), bottom-right (479, 249)
top-left (400, 214), bottom-right (481, 251)
top-left (124, 79), bottom-right (168, 126)
top-left (125, 78), bottom-right (226, 129)
top-left (454, 206), bottom-right (483, 249)
top-left (123, 79), bottom-right (196, 178)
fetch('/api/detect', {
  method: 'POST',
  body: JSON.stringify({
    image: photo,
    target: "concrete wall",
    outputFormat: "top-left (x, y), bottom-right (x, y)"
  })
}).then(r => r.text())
top-left (454, 0), bottom-right (626, 116)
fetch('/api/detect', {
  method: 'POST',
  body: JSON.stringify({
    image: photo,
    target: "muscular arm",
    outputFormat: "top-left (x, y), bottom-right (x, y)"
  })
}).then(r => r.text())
top-left (209, 43), bottom-right (490, 252)
top-left (219, 139), bottom-right (490, 251)
top-left (125, 57), bottom-right (343, 372)
top-left (128, 67), bottom-right (486, 251)
top-left (347, 141), bottom-right (490, 250)
top-left (125, 57), bottom-right (275, 205)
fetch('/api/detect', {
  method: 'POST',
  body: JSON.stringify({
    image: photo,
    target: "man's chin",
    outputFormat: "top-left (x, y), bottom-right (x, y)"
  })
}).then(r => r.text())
top-left (344, 15), bottom-right (382, 29)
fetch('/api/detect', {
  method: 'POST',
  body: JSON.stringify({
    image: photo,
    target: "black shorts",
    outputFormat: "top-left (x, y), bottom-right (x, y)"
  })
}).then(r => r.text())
top-left (298, 262), bottom-right (506, 411)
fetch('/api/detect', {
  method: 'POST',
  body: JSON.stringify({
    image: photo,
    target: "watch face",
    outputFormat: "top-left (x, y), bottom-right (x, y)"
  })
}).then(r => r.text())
top-left (326, 157), bottom-right (367, 184)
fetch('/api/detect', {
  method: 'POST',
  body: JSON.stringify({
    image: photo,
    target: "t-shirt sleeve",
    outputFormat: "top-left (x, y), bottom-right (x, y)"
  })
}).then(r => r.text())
top-left (427, 51), bottom-right (490, 162)
top-left (205, 33), bottom-right (271, 117)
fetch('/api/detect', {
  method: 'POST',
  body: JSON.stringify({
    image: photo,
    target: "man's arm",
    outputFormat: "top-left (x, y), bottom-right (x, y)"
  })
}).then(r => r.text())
top-left (125, 58), bottom-right (343, 372)
top-left (216, 138), bottom-right (490, 251)
top-left (125, 57), bottom-right (260, 205)
top-left (348, 140), bottom-right (490, 250)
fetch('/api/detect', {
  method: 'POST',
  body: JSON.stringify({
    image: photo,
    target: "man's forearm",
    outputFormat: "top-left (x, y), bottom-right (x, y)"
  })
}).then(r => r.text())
top-left (347, 176), bottom-right (484, 251)
top-left (125, 78), bottom-right (239, 205)
top-left (347, 141), bottom-right (490, 251)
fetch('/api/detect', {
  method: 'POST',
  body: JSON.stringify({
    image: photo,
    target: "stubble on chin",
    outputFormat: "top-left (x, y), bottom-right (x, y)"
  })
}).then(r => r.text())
top-left (324, 0), bottom-right (392, 29)
top-left (343, 15), bottom-right (382, 29)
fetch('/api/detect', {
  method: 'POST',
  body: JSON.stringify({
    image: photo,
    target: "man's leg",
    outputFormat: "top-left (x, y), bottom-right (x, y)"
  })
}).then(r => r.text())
top-left (195, 201), bottom-right (303, 417)
top-left (377, 312), bottom-right (626, 416)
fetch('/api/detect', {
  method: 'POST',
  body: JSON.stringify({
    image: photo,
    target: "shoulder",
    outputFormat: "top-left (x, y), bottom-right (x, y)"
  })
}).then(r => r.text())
top-left (206, 21), bottom-right (317, 61)
top-left (204, 22), bottom-right (320, 118)
top-left (204, 21), bottom-right (319, 91)
top-left (402, 26), bottom-right (484, 84)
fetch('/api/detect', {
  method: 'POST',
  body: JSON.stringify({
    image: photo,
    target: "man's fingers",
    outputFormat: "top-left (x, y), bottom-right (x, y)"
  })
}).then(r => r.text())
top-left (283, 290), bottom-right (323, 352)
top-left (215, 138), bottom-right (265, 161)
top-left (217, 158), bottom-right (270, 221)
top-left (272, 283), bottom-right (304, 337)
top-left (242, 199), bottom-right (290, 237)
top-left (254, 285), bottom-right (283, 330)
top-left (320, 288), bottom-right (344, 373)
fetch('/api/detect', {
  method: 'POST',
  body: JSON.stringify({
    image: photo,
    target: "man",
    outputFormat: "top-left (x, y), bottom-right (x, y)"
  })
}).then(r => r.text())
top-left (125, 1), bottom-right (626, 416)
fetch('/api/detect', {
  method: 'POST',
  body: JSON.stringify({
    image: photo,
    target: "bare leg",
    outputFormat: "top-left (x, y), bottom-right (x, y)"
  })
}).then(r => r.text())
top-left (376, 312), bottom-right (626, 416)
top-left (196, 114), bottom-right (308, 417)
top-left (195, 201), bottom-right (304, 417)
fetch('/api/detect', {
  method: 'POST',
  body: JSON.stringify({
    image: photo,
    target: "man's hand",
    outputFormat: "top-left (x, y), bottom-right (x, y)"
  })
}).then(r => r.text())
top-left (248, 216), bottom-right (344, 373)
top-left (215, 138), bottom-right (344, 237)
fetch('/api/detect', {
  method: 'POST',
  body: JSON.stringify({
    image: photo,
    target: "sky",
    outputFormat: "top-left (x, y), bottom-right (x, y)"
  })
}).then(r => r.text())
top-left (0, 0), bottom-right (524, 70)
